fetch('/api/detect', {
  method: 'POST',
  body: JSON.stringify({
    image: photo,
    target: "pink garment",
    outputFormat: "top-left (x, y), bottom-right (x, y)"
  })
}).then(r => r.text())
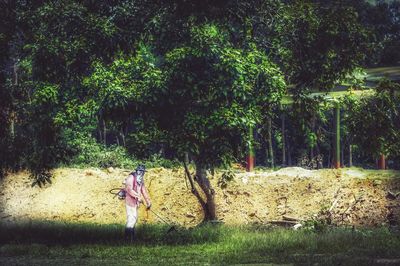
top-left (125, 174), bottom-right (151, 207)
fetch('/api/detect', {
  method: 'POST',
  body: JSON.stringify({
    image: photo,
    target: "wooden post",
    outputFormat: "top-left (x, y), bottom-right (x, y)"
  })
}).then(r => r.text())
top-left (246, 126), bottom-right (255, 172)
top-left (378, 154), bottom-right (386, 170)
top-left (333, 104), bottom-right (341, 169)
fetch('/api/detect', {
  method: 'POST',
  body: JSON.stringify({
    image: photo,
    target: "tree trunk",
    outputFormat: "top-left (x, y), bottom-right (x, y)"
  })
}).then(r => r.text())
top-left (97, 116), bottom-right (103, 143)
top-left (10, 119), bottom-right (15, 138)
top-left (103, 119), bottom-right (107, 146)
top-left (349, 144), bottom-right (353, 167)
top-left (310, 115), bottom-right (315, 161)
top-left (159, 144), bottom-right (165, 157)
top-left (184, 152), bottom-right (190, 165)
top-left (316, 144), bottom-right (323, 169)
top-left (183, 152), bottom-right (190, 189)
top-left (310, 147), bottom-right (314, 163)
top-left (267, 117), bottom-right (274, 168)
top-left (341, 145), bottom-right (344, 168)
top-left (281, 112), bottom-right (286, 166)
top-left (11, 57), bottom-right (18, 139)
top-left (120, 129), bottom-right (126, 147)
top-left (264, 140), bottom-right (269, 166)
top-left (328, 148), bottom-right (331, 168)
top-left (183, 160), bottom-right (217, 221)
top-left (13, 60), bottom-right (18, 86)
top-left (10, 111), bottom-right (15, 139)
top-left (195, 162), bottom-right (217, 221)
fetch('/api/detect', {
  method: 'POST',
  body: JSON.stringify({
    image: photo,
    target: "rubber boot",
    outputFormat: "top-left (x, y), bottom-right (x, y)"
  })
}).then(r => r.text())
top-left (124, 228), bottom-right (130, 243)
top-left (125, 228), bottom-right (135, 243)
top-left (130, 227), bottom-right (135, 243)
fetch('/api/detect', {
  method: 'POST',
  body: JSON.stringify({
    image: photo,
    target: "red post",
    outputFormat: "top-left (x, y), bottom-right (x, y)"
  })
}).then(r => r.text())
top-left (333, 160), bottom-right (341, 169)
top-left (246, 127), bottom-right (255, 172)
top-left (246, 155), bottom-right (254, 172)
top-left (378, 154), bottom-right (386, 170)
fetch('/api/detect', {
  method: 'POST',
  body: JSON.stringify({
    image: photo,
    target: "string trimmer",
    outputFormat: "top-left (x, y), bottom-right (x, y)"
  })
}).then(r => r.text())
top-left (148, 209), bottom-right (177, 233)
top-left (109, 188), bottom-right (177, 233)
top-left (148, 209), bottom-right (169, 224)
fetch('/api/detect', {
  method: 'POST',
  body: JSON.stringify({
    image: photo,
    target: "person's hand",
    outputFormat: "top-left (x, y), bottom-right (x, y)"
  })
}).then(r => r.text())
top-left (146, 202), bottom-right (152, 210)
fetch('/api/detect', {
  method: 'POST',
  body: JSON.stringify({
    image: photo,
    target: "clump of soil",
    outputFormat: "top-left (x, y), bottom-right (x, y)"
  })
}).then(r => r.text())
top-left (1, 167), bottom-right (400, 227)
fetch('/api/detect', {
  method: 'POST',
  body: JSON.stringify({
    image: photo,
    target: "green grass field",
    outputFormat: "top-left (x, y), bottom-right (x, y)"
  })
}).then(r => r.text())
top-left (1, 221), bottom-right (400, 265)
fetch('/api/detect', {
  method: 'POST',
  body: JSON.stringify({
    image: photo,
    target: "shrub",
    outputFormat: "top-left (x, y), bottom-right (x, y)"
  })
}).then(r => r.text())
top-left (60, 131), bottom-right (179, 169)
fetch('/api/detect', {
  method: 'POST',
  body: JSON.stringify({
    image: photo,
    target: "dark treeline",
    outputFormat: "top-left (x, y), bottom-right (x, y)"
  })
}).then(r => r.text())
top-left (0, 0), bottom-right (400, 217)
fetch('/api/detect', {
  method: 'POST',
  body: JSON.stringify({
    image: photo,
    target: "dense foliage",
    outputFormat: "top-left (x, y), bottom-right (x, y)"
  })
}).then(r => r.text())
top-left (85, 23), bottom-right (286, 218)
top-left (345, 80), bottom-right (400, 163)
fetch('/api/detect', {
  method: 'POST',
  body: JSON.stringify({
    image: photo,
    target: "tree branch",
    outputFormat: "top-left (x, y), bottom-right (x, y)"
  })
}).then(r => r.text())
top-left (183, 159), bottom-right (206, 208)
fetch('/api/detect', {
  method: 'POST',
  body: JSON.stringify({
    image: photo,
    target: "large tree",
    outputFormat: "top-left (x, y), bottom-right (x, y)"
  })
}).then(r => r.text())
top-left (87, 24), bottom-right (286, 220)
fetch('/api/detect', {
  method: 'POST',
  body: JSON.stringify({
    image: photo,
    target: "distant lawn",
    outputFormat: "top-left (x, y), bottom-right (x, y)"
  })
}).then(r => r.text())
top-left (1, 221), bottom-right (400, 265)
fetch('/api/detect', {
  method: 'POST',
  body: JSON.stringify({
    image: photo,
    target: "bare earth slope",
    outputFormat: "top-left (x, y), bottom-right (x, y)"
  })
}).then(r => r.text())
top-left (1, 167), bottom-right (400, 227)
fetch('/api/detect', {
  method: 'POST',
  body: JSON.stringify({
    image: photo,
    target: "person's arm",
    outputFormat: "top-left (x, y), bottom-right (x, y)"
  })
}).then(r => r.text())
top-left (125, 175), bottom-right (140, 199)
top-left (141, 183), bottom-right (151, 208)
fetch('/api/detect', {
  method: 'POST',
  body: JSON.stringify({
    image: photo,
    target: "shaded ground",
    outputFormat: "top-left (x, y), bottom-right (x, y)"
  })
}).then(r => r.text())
top-left (1, 223), bottom-right (400, 265)
top-left (1, 167), bottom-right (400, 227)
top-left (0, 253), bottom-right (398, 265)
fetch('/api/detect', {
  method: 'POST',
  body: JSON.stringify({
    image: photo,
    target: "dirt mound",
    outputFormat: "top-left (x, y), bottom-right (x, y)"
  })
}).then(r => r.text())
top-left (1, 167), bottom-right (400, 227)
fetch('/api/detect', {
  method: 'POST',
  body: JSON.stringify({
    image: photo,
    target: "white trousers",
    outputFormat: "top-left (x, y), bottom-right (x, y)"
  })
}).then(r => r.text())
top-left (126, 204), bottom-right (138, 229)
